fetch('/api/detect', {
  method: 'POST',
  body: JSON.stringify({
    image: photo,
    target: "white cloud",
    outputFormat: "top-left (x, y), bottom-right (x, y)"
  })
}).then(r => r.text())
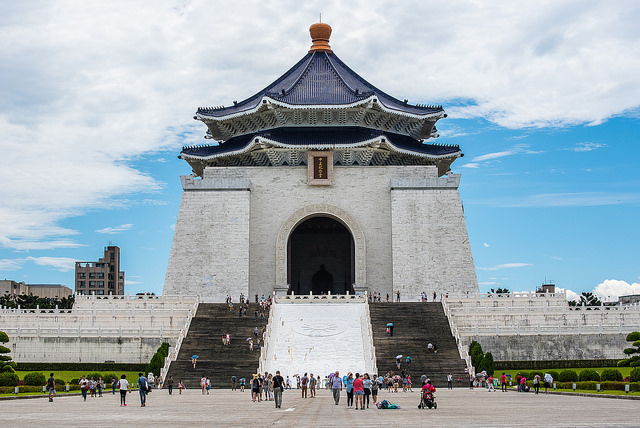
top-left (593, 279), bottom-right (640, 301)
top-left (95, 224), bottom-right (134, 234)
top-left (1, 1), bottom-right (639, 250)
top-left (0, 258), bottom-right (25, 271)
top-left (25, 256), bottom-right (76, 272)
top-left (565, 142), bottom-right (607, 152)
top-left (471, 144), bottom-right (543, 163)
top-left (460, 163), bottom-right (480, 169)
top-left (478, 263), bottom-right (532, 271)
top-left (483, 243), bottom-right (490, 247)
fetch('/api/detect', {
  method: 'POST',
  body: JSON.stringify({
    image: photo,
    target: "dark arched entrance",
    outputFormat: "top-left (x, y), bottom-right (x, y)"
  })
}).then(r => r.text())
top-left (287, 216), bottom-right (354, 295)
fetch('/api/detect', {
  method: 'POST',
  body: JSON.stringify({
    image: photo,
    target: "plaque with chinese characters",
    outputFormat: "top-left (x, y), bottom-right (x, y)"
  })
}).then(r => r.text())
top-left (307, 151), bottom-right (333, 185)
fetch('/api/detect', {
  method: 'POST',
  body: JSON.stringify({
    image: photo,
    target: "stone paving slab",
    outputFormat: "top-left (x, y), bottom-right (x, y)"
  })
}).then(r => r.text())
top-left (0, 387), bottom-right (637, 427)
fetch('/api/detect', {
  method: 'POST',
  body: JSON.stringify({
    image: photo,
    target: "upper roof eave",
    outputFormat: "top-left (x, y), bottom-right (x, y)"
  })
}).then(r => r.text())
top-left (196, 95), bottom-right (445, 123)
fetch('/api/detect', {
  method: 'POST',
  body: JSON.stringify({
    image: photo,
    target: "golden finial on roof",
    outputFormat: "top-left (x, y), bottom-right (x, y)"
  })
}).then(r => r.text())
top-left (309, 22), bottom-right (332, 53)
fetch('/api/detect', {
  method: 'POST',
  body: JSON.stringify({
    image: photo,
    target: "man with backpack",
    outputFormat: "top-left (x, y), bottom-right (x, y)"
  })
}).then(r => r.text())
top-left (47, 373), bottom-right (55, 402)
top-left (137, 373), bottom-right (148, 407)
top-left (272, 370), bottom-right (285, 408)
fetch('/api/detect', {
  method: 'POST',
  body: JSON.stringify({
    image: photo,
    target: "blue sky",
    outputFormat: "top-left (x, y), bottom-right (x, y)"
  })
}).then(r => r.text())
top-left (1, 1), bottom-right (639, 300)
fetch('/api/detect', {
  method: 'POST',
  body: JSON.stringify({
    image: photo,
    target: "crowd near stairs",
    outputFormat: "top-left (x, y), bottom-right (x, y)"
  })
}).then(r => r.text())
top-left (166, 303), bottom-right (270, 389)
top-left (369, 302), bottom-right (467, 388)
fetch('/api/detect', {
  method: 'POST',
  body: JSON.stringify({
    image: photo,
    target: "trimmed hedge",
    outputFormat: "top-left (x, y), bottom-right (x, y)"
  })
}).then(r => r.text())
top-left (554, 381), bottom-right (640, 392)
top-left (0, 371), bottom-right (19, 386)
top-left (600, 369), bottom-right (623, 382)
top-left (578, 369), bottom-right (600, 382)
top-left (23, 372), bottom-right (46, 386)
top-left (558, 370), bottom-right (578, 382)
top-left (495, 359), bottom-right (620, 370)
top-left (16, 362), bottom-right (146, 372)
top-left (631, 368), bottom-right (640, 383)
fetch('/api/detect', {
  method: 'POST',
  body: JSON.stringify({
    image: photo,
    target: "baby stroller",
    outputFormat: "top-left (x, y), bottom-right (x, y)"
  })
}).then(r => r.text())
top-left (418, 385), bottom-right (437, 409)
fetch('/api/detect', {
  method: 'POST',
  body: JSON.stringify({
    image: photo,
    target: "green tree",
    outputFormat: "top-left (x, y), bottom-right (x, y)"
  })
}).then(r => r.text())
top-left (490, 288), bottom-right (510, 295)
top-left (469, 341), bottom-right (484, 369)
top-left (0, 331), bottom-right (16, 373)
top-left (617, 331), bottom-right (640, 367)
top-left (478, 351), bottom-right (494, 375)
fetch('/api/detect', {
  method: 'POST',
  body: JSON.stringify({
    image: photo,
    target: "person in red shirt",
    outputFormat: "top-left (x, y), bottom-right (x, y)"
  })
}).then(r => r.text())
top-left (352, 373), bottom-right (365, 410)
top-left (500, 373), bottom-right (507, 392)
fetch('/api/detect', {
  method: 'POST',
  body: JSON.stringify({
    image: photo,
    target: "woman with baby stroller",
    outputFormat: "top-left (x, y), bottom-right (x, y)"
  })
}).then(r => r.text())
top-left (418, 381), bottom-right (437, 409)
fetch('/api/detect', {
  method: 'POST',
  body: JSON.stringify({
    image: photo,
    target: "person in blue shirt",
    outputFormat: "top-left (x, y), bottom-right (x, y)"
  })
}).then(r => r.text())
top-left (137, 373), bottom-right (148, 407)
top-left (345, 372), bottom-right (354, 408)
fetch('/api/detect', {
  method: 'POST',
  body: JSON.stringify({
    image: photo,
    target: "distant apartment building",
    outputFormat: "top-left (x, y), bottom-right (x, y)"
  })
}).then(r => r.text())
top-left (0, 280), bottom-right (72, 299)
top-left (75, 246), bottom-right (125, 295)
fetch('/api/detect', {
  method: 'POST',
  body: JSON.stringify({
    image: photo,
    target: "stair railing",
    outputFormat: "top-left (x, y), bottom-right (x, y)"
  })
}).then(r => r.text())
top-left (361, 300), bottom-right (378, 375)
top-left (441, 297), bottom-right (471, 370)
top-left (160, 295), bottom-right (200, 382)
top-left (258, 302), bottom-right (275, 374)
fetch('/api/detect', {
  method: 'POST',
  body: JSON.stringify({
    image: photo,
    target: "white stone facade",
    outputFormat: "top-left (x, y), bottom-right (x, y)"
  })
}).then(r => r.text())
top-left (163, 164), bottom-right (478, 301)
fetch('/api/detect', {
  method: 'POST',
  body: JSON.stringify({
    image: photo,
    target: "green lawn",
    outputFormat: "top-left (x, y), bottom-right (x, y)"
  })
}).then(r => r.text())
top-left (16, 370), bottom-right (144, 384)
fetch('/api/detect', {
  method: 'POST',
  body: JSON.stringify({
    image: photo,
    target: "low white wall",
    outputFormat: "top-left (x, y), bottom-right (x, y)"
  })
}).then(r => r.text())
top-left (443, 293), bottom-right (639, 361)
top-left (0, 295), bottom-right (198, 363)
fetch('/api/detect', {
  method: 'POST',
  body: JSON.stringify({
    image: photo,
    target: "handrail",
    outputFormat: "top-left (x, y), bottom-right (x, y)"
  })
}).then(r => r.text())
top-left (442, 298), bottom-right (472, 370)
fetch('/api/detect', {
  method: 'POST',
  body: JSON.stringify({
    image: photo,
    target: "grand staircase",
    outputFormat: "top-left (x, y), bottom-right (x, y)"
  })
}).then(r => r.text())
top-left (369, 302), bottom-right (467, 387)
top-left (166, 303), bottom-right (269, 388)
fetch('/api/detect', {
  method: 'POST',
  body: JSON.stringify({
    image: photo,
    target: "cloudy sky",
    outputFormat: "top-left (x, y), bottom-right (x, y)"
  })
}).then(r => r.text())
top-left (1, 0), bottom-right (639, 300)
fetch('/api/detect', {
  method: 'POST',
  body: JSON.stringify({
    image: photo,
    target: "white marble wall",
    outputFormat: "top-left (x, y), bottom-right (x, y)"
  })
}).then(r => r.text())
top-left (163, 165), bottom-right (479, 301)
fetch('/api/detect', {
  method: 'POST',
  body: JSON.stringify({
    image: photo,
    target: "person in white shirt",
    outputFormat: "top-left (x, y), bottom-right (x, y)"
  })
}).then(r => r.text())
top-left (117, 374), bottom-right (130, 407)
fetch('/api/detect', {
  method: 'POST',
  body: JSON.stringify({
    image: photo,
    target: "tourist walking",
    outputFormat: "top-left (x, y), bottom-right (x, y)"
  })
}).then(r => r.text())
top-left (448, 373), bottom-right (453, 390)
top-left (166, 376), bottom-right (174, 395)
top-left (272, 370), bottom-right (284, 408)
top-left (500, 373), bottom-right (507, 392)
top-left (240, 377), bottom-right (245, 392)
top-left (200, 376), bottom-right (207, 395)
top-left (178, 380), bottom-right (184, 394)
top-left (46, 373), bottom-right (55, 402)
top-left (533, 374), bottom-right (541, 394)
top-left (251, 375), bottom-right (261, 402)
top-left (544, 372), bottom-right (553, 394)
top-left (487, 375), bottom-right (496, 392)
top-left (331, 371), bottom-right (342, 405)
top-left (97, 377), bottom-right (104, 397)
top-left (371, 374), bottom-right (379, 404)
top-left (353, 373), bottom-right (364, 410)
top-left (137, 373), bottom-right (148, 407)
top-left (301, 373), bottom-right (309, 398)
top-left (111, 377), bottom-right (117, 395)
top-left (345, 372), bottom-right (354, 408)
top-left (117, 374), bottom-right (129, 406)
top-left (79, 375), bottom-right (88, 401)
top-left (231, 375), bottom-right (237, 391)
top-left (309, 373), bottom-right (316, 398)
top-left (362, 373), bottom-right (371, 408)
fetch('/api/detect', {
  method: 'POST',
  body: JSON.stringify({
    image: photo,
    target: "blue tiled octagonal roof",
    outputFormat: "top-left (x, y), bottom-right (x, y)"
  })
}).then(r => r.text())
top-left (196, 51), bottom-right (443, 118)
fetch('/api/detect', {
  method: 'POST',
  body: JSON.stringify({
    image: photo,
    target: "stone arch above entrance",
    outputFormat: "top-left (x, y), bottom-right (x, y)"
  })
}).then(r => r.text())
top-left (275, 204), bottom-right (366, 291)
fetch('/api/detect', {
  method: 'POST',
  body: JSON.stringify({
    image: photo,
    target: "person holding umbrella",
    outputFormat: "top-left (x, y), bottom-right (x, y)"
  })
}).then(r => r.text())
top-left (396, 355), bottom-right (403, 370)
top-left (386, 323), bottom-right (394, 336)
top-left (191, 355), bottom-right (198, 369)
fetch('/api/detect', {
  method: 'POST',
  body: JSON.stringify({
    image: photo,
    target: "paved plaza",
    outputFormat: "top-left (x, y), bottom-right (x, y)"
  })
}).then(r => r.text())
top-left (1, 387), bottom-right (638, 427)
